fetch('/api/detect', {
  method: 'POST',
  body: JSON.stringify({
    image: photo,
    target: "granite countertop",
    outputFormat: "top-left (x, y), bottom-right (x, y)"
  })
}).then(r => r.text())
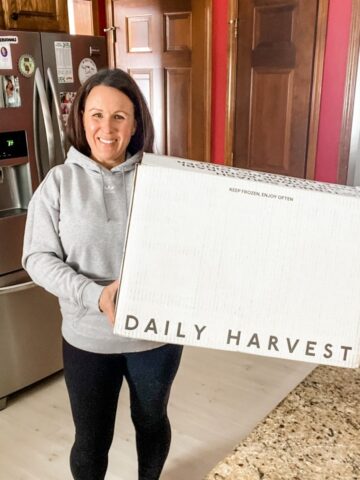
top-left (205, 365), bottom-right (360, 480)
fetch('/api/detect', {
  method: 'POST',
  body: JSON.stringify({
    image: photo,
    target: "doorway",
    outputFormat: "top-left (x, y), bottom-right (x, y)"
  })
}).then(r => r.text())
top-left (106, 0), bottom-right (212, 161)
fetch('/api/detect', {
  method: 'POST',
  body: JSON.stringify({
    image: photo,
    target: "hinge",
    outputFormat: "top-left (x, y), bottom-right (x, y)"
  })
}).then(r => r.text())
top-left (229, 18), bottom-right (239, 38)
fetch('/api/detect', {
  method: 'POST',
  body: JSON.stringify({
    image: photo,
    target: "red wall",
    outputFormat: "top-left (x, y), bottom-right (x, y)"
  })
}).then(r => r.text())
top-left (315, 0), bottom-right (352, 182)
top-left (97, 0), bottom-right (107, 36)
top-left (211, 0), bottom-right (228, 164)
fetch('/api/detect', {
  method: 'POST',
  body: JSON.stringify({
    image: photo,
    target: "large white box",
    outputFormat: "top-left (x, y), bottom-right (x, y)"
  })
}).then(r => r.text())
top-left (114, 154), bottom-right (360, 368)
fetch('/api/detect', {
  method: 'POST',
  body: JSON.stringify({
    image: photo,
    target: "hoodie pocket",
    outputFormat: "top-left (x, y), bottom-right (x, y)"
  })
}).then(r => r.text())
top-left (60, 300), bottom-right (88, 321)
top-left (71, 306), bottom-right (113, 338)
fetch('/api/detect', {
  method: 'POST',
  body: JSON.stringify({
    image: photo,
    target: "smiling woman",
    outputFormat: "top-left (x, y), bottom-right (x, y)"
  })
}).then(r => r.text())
top-left (22, 68), bottom-right (183, 480)
top-left (82, 85), bottom-right (137, 169)
top-left (67, 69), bottom-right (154, 159)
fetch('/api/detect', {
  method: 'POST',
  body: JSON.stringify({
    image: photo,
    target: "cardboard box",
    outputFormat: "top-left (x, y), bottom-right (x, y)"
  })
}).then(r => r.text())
top-left (114, 154), bottom-right (360, 368)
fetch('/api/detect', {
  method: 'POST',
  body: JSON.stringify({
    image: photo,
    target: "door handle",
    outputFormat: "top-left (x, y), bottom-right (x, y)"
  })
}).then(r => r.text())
top-left (33, 68), bottom-right (55, 182)
top-left (47, 67), bottom-right (66, 163)
top-left (104, 26), bottom-right (117, 42)
top-left (0, 280), bottom-right (35, 295)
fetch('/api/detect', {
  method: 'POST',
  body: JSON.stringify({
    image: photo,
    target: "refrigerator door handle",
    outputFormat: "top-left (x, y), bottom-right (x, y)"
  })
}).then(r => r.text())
top-left (33, 68), bottom-right (56, 181)
top-left (0, 280), bottom-right (35, 295)
top-left (90, 46), bottom-right (101, 56)
top-left (47, 67), bottom-right (66, 162)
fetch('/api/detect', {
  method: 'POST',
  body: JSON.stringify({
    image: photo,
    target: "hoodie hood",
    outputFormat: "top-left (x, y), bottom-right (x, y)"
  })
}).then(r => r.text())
top-left (64, 146), bottom-right (141, 221)
top-left (65, 146), bottom-right (142, 174)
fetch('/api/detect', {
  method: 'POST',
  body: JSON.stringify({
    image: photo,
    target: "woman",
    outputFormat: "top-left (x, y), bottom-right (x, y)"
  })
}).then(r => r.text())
top-left (22, 69), bottom-right (183, 480)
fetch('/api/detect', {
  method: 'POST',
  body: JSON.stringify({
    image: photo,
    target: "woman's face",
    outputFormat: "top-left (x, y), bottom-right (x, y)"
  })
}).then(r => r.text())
top-left (82, 85), bottom-right (137, 169)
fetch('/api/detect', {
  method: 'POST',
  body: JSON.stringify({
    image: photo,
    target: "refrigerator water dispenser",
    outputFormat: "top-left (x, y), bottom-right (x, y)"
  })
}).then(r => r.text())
top-left (0, 130), bottom-right (32, 276)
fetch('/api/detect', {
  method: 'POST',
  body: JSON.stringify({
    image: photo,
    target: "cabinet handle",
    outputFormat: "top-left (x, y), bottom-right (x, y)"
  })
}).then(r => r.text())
top-left (10, 12), bottom-right (19, 21)
top-left (104, 26), bottom-right (116, 32)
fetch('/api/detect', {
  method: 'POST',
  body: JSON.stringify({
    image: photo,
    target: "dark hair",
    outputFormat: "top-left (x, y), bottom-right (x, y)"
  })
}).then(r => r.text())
top-left (66, 68), bottom-right (154, 156)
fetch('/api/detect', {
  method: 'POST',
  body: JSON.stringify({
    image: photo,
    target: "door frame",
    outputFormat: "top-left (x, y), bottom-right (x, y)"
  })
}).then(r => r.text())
top-left (105, 0), bottom-right (212, 162)
top-left (224, 0), bottom-right (329, 178)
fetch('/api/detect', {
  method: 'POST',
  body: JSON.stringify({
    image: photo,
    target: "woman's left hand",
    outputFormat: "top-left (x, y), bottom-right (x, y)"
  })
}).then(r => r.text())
top-left (99, 279), bottom-right (120, 325)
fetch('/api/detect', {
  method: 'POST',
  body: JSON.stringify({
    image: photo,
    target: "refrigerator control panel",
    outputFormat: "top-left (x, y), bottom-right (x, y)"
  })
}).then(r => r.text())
top-left (0, 130), bottom-right (28, 161)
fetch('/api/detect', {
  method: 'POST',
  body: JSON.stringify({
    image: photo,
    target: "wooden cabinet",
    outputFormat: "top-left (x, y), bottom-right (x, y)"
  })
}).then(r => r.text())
top-left (1, 0), bottom-right (69, 32)
top-left (68, 0), bottom-right (99, 35)
top-left (0, 3), bottom-right (5, 28)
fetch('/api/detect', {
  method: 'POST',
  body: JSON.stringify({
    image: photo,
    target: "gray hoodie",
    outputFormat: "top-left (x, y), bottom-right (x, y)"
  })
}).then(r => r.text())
top-left (22, 146), bottom-right (162, 354)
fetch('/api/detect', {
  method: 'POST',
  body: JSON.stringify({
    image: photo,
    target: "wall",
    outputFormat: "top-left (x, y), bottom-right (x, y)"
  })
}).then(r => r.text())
top-left (211, 0), bottom-right (228, 164)
top-left (314, 0), bottom-right (352, 182)
top-left (97, 0), bottom-right (107, 36)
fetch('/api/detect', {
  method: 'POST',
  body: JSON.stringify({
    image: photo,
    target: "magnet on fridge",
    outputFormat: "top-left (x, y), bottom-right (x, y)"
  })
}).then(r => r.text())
top-left (1, 75), bottom-right (21, 108)
top-left (78, 58), bottom-right (98, 85)
top-left (18, 54), bottom-right (36, 78)
top-left (0, 44), bottom-right (13, 70)
top-left (60, 91), bottom-right (76, 125)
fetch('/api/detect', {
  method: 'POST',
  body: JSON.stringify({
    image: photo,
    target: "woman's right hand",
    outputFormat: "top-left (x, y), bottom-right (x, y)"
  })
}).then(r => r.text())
top-left (98, 280), bottom-right (119, 326)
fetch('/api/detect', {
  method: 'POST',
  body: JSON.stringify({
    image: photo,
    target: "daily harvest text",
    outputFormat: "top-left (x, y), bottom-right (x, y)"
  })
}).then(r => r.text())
top-left (123, 315), bottom-right (353, 363)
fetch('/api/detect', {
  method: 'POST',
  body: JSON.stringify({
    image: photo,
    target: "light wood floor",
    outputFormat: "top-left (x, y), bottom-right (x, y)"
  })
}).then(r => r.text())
top-left (0, 347), bottom-right (314, 479)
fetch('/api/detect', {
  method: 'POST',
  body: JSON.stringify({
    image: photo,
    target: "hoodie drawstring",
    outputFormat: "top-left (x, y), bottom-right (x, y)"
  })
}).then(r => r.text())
top-left (100, 169), bottom-right (110, 222)
top-left (122, 169), bottom-right (128, 214)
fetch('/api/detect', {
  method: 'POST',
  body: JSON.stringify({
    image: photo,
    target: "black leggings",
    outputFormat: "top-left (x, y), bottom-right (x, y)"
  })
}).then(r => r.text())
top-left (63, 339), bottom-right (183, 480)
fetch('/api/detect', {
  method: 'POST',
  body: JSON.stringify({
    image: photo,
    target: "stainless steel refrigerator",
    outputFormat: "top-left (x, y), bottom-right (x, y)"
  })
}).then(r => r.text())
top-left (0, 30), bottom-right (107, 409)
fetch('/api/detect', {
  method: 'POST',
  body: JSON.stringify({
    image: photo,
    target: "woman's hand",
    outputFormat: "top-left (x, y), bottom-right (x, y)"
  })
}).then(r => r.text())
top-left (99, 280), bottom-right (120, 326)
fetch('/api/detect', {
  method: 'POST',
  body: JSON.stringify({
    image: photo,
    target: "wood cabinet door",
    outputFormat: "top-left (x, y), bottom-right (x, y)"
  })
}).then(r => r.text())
top-left (108, 0), bottom-right (211, 161)
top-left (233, 0), bottom-right (318, 178)
top-left (68, 0), bottom-right (100, 35)
top-left (2, 0), bottom-right (68, 32)
top-left (0, 3), bottom-right (5, 28)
